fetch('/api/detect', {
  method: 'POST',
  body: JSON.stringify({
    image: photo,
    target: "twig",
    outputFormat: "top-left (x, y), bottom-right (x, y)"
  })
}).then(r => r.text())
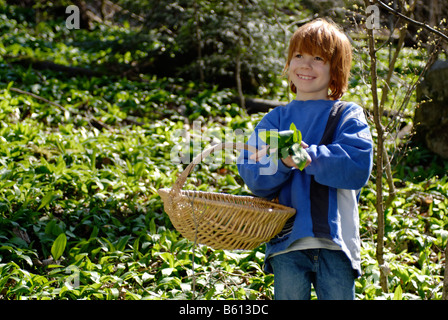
top-left (8, 86), bottom-right (113, 130)
top-left (188, 193), bottom-right (199, 300)
top-left (9, 87), bottom-right (71, 114)
top-left (393, 45), bottom-right (441, 122)
top-left (104, 0), bottom-right (145, 23)
top-left (379, 17), bottom-right (407, 114)
top-left (443, 241), bottom-right (448, 300)
top-left (187, 190), bottom-right (208, 300)
top-left (375, 0), bottom-right (448, 43)
top-left (383, 45), bottom-right (441, 212)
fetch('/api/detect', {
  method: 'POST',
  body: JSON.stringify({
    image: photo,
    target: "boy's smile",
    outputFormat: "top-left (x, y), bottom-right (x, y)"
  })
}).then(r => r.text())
top-left (297, 74), bottom-right (316, 80)
top-left (289, 52), bottom-right (331, 101)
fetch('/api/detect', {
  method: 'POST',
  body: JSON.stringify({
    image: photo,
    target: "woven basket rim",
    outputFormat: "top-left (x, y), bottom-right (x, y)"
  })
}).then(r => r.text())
top-left (158, 187), bottom-right (296, 215)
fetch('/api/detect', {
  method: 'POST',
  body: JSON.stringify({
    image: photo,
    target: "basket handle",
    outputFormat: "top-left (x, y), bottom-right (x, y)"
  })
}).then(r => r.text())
top-left (171, 142), bottom-right (260, 196)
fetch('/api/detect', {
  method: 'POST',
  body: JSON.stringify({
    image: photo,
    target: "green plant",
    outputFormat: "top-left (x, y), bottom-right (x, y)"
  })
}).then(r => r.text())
top-left (258, 123), bottom-right (308, 170)
top-left (0, 2), bottom-right (446, 301)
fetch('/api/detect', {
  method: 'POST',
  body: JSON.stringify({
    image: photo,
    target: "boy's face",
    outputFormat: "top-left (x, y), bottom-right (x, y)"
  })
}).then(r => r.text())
top-left (288, 51), bottom-right (331, 101)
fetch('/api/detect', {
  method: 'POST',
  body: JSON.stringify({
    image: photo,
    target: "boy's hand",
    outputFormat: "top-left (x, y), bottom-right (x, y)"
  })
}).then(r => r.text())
top-left (249, 142), bottom-right (311, 170)
top-left (281, 141), bottom-right (311, 169)
top-left (249, 145), bottom-right (269, 162)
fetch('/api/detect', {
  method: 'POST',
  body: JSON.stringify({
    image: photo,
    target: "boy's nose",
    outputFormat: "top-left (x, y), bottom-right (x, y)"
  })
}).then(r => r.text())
top-left (299, 58), bottom-right (312, 69)
top-left (299, 63), bottom-right (312, 70)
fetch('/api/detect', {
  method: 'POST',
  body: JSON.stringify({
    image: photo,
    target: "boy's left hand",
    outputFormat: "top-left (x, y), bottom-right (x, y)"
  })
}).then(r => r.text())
top-left (281, 141), bottom-right (311, 169)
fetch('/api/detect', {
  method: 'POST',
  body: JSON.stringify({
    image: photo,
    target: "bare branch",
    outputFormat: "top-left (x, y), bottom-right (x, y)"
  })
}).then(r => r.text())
top-left (364, 0), bottom-right (388, 293)
top-left (375, 0), bottom-right (448, 43)
top-left (9, 87), bottom-right (113, 130)
top-left (9, 87), bottom-right (70, 114)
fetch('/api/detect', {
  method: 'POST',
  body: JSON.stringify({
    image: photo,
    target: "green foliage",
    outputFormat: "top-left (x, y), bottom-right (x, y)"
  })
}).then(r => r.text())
top-left (114, 0), bottom-right (299, 94)
top-left (0, 3), bottom-right (447, 301)
top-left (259, 123), bottom-right (308, 170)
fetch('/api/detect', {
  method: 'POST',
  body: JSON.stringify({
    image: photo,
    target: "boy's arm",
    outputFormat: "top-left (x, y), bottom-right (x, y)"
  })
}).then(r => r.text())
top-left (304, 107), bottom-right (373, 190)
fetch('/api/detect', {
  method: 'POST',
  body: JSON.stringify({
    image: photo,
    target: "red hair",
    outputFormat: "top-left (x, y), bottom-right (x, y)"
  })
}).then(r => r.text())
top-left (284, 19), bottom-right (352, 100)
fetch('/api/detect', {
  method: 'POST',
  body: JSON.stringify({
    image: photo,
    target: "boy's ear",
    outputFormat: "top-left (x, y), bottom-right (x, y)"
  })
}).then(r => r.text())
top-left (290, 81), bottom-right (297, 94)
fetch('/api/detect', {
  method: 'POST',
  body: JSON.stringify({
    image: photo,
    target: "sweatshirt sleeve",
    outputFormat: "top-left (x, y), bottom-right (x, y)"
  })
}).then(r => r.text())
top-left (304, 105), bottom-right (373, 190)
top-left (237, 110), bottom-right (293, 200)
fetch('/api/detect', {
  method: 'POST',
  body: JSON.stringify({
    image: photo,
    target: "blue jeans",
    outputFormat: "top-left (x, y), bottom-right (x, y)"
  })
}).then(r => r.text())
top-left (269, 249), bottom-right (355, 300)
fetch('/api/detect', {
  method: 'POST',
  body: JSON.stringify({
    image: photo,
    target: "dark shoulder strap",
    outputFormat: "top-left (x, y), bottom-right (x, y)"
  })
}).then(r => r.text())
top-left (318, 101), bottom-right (348, 145)
top-left (309, 100), bottom-right (348, 239)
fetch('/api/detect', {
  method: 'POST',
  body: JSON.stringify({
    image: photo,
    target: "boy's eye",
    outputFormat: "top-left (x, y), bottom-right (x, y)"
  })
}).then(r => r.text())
top-left (314, 56), bottom-right (324, 61)
top-left (295, 54), bottom-right (302, 58)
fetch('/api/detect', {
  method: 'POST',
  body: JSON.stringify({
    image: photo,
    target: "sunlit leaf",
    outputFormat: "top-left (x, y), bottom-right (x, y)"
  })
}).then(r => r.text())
top-left (51, 233), bottom-right (67, 261)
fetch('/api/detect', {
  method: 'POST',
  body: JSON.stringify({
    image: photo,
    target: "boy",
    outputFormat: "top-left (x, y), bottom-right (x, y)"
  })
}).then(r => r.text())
top-left (237, 18), bottom-right (373, 300)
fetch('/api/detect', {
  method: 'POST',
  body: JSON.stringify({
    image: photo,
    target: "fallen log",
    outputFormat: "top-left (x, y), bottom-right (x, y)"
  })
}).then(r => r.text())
top-left (244, 98), bottom-right (287, 114)
top-left (6, 56), bottom-right (103, 78)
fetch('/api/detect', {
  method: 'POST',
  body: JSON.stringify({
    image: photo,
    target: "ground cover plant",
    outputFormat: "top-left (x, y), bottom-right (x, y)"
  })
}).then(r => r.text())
top-left (0, 2), bottom-right (447, 300)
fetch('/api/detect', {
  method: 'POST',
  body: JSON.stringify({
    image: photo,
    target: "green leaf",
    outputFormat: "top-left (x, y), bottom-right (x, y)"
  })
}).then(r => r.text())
top-left (290, 143), bottom-right (308, 171)
top-left (51, 233), bottom-right (67, 261)
top-left (38, 192), bottom-right (55, 211)
top-left (296, 128), bottom-right (302, 144)
top-left (289, 122), bottom-right (296, 132)
top-left (116, 235), bottom-right (131, 251)
top-left (159, 252), bottom-right (175, 268)
top-left (149, 218), bottom-right (157, 235)
top-left (280, 147), bottom-right (290, 159)
top-left (259, 124), bottom-right (303, 155)
top-left (289, 122), bottom-right (301, 143)
top-left (89, 226), bottom-right (99, 240)
top-left (7, 81), bottom-right (14, 91)
top-left (258, 129), bottom-right (279, 146)
top-left (393, 285), bottom-right (403, 300)
top-left (161, 267), bottom-right (174, 276)
top-left (278, 130), bottom-right (294, 146)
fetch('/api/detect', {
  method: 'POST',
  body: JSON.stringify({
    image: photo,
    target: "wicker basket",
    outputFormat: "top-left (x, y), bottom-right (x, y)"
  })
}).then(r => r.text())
top-left (157, 142), bottom-right (296, 250)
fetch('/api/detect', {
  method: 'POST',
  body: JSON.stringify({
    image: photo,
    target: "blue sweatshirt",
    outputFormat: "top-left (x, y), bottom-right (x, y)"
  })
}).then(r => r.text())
top-left (237, 99), bottom-right (373, 275)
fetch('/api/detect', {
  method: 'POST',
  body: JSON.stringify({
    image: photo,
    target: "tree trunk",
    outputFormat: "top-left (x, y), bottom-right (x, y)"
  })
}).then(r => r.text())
top-left (193, 0), bottom-right (204, 83)
top-left (443, 242), bottom-right (448, 299)
top-left (365, 0), bottom-right (388, 293)
top-left (235, 0), bottom-right (246, 109)
top-left (73, 0), bottom-right (93, 30)
top-left (235, 53), bottom-right (245, 109)
top-left (101, 0), bottom-right (107, 22)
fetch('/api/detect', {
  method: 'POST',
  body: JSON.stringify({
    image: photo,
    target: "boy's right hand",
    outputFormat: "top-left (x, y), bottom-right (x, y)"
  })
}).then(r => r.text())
top-left (249, 145), bottom-right (270, 162)
top-left (281, 141), bottom-right (311, 169)
top-left (249, 142), bottom-right (311, 170)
